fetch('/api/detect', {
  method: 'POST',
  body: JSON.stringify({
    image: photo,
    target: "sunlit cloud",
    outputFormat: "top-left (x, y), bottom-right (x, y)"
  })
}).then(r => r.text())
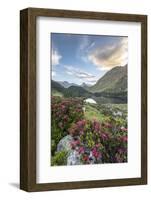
top-left (88, 37), bottom-right (128, 70)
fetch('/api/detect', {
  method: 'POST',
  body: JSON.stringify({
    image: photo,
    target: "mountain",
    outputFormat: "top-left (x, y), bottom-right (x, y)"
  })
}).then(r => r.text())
top-left (51, 80), bottom-right (65, 91)
top-left (51, 80), bottom-right (91, 98)
top-left (58, 81), bottom-right (78, 88)
top-left (51, 65), bottom-right (127, 102)
top-left (51, 80), bottom-right (65, 96)
top-left (90, 65), bottom-right (127, 94)
top-left (81, 82), bottom-right (91, 90)
top-left (64, 85), bottom-right (91, 98)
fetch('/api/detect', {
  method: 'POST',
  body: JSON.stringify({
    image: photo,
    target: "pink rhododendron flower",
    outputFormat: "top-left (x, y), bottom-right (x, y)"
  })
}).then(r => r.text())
top-left (77, 120), bottom-right (86, 128)
top-left (78, 146), bottom-right (85, 154)
top-left (118, 148), bottom-right (124, 154)
top-left (92, 148), bottom-right (101, 159)
top-left (95, 143), bottom-right (100, 148)
top-left (101, 132), bottom-right (109, 140)
top-left (70, 140), bottom-right (80, 149)
top-left (120, 135), bottom-right (127, 142)
top-left (93, 120), bottom-right (101, 133)
top-left (120, 127), bottom-right (127, 132)
top-left (83, 155), bottom-right (89, 162)
top-left (79, 130), bottom-right (84, 135)
top-left (104, 123), bottom-right (112, 128)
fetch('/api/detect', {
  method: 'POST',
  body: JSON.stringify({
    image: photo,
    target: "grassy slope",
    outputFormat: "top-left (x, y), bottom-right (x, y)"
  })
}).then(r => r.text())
top-left (84, 103), bottom-right (127, 123)
top-left (84, 103), bottom-right (109, 122)
top-left (90, 65), bottom-right (127, 93)
top-left (52, 90), bottom-right (63, 97)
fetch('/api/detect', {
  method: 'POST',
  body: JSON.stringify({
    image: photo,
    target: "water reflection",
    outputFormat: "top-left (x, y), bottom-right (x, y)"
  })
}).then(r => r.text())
top-left (93, 96), bottom-right (127, 104)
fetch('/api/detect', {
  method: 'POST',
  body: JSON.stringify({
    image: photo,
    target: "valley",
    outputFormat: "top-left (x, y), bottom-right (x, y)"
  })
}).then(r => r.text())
top-left (51, 65), bottom-right (128, 166)
top-left (51, 65), bottom-right (127, 104)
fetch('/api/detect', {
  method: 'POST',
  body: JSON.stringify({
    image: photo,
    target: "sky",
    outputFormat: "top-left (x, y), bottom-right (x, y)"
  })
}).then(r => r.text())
top-left (51, 33), bottom-right (128, 85)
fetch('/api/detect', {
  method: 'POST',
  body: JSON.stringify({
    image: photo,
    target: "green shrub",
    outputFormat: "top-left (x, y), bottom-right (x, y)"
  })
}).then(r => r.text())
top-left (51, 151), bottom-right (68, 166)
top-left (51, 121), bottom-right (62, 156)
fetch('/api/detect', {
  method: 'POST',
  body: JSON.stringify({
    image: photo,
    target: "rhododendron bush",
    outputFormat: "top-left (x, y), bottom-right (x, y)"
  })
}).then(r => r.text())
top-left (51, 96), bottom-right (84, 155)
top-left (68, 119), bottom-right (127, 164)
top-left (51, 96), bottom-right (127, 165)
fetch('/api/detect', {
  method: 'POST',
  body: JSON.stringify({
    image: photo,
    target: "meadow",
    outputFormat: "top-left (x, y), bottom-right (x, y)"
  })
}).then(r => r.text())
top-left (51, 96), bottom-right (127, 166)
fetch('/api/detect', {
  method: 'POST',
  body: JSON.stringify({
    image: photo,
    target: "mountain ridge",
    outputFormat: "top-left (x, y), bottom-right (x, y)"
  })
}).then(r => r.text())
top-left (58, 81), bottom-right (78, 88)
top-left (51, 80), bottom-right (91, 98)
top-left (52, 64), bottom-right (127, 99)
top-left (89, 65), bottom-right (127, 93)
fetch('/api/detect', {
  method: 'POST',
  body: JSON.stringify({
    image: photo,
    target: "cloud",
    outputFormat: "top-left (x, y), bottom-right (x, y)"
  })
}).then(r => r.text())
top-left (78, 37), bottom-right (96, 63)
top-left (79, 36), bottom-right (89, 51)
top-left (64, 65), bottom-right (97, 84)
top-left (79, 37), bottom-right (95, 52)
top-left (88, 37), bottom-right (128, 70)
top-left (52, 71), bottom-right (56, 77)
top-left (51, 49), bottom-right (62, 66)
top-left (87, 42), bottom-right (95, 50)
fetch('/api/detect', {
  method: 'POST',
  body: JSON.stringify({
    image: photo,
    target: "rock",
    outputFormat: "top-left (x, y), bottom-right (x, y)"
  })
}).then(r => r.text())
top-left (67, 150), bottom-right (81, 165)
top-left (57, 135), bottom-right (82, 165)
top-left (113, 111), bottom-right (123, 117)
top-left (57, 135), bottom-right (73, 152)
top-left (57, 135), bottom-right (102, 165)
top-left (89, 151), bottom-right (96, 164)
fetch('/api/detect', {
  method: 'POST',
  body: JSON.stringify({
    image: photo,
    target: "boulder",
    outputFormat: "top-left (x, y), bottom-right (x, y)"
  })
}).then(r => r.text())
top-left (57, 135), bottom-right (73, 152)
top-left (57, 135), bottom-right (82, 165)
top-left (67, 150), bottom-right (81, 165)
top-left (57, 135), bottom-right (102, 165)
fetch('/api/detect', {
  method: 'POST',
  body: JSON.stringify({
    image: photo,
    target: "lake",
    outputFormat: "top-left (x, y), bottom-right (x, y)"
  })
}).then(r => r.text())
top-left (93, 96), bottom-right (127, 104)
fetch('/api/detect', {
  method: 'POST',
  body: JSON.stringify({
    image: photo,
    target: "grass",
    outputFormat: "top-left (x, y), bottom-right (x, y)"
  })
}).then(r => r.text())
top-left (104, 104), bottom-right (127, 110)
top-left (84, 103), bottom-right (109, 122)
top-left (52, 90), bottom-right (63, 97)
top-left (84, 103), bottom-right (127, 124)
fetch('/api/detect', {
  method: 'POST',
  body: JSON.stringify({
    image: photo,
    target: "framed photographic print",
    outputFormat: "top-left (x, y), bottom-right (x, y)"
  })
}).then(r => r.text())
top-left (20, 8), bottom-right (147, 191)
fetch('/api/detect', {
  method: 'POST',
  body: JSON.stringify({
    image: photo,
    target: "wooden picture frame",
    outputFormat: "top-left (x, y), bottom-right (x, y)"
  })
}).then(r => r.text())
top-left (20, 7), bottom-right (147, 192)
